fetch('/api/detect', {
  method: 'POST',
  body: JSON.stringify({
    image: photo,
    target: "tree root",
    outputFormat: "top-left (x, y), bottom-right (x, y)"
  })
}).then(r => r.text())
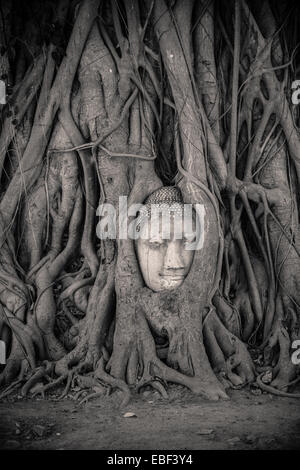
top-left (137, 374), bottom-right (169, 399)
top-left (151, 381), bottom-right (169, 398)
top-left (0, 379), bottom-right (23, 400)
top-left (204, 310), bottom-right (255, 387)
top-left (78, 388), bottom-right (108, 406)
top-left (138, 354), bottom-right (230, 401)
top-left (94, 357), bottom-right (131, 408)
top-left (55, 372), bottom-right (74, 399)
top-left (21, 365), bottom-right (52, 397)
top-left (256, 373), bottom-right (300, 398)
top-left (32, 374), bottom-right (68, 398)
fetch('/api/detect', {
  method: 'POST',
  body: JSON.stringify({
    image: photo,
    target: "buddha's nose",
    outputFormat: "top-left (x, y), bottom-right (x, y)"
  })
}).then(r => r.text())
top-left (164, 241), bottom-right (185, 270)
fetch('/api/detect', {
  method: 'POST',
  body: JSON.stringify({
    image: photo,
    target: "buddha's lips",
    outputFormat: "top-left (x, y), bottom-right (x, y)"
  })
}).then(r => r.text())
top-left (160, 273), bottom-right (185, 279)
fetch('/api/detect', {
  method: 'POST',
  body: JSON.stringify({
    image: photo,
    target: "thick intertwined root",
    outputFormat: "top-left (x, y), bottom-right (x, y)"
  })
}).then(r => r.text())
top-left (103, 305), bottom-right (231, 402)
top-left (203, 310), bottom-right (255, 388)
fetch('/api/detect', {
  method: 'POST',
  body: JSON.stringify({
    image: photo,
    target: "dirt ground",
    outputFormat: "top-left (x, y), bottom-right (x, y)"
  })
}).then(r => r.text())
top-left (0, 385), bottom-right (299, 450)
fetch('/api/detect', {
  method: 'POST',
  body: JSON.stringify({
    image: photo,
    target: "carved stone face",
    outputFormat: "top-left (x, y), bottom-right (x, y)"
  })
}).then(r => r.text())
top-left (135, 188), bottom-right (196, 292)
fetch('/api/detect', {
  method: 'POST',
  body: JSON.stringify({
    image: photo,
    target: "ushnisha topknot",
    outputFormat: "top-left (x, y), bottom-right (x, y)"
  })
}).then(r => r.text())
top-left (145, 186), bottom-right (183, 205)
top-left (135, 186), bottom-right (185, 231)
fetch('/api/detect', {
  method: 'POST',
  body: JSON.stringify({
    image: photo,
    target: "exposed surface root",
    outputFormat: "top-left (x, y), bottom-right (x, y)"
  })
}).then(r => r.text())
top-left (95, 357), bottom-right (131, 408)
top-left (256, 373), bottom-right (300, 398)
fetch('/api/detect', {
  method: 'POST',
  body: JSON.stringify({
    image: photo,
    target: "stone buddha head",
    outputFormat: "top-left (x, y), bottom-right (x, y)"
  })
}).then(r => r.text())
top-left (135, 187), bottom-right (197, 292)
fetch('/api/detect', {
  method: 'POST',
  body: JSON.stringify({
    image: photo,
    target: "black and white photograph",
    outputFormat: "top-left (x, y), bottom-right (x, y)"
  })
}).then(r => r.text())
top-left (0, 0), bottom-right (300, 457)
